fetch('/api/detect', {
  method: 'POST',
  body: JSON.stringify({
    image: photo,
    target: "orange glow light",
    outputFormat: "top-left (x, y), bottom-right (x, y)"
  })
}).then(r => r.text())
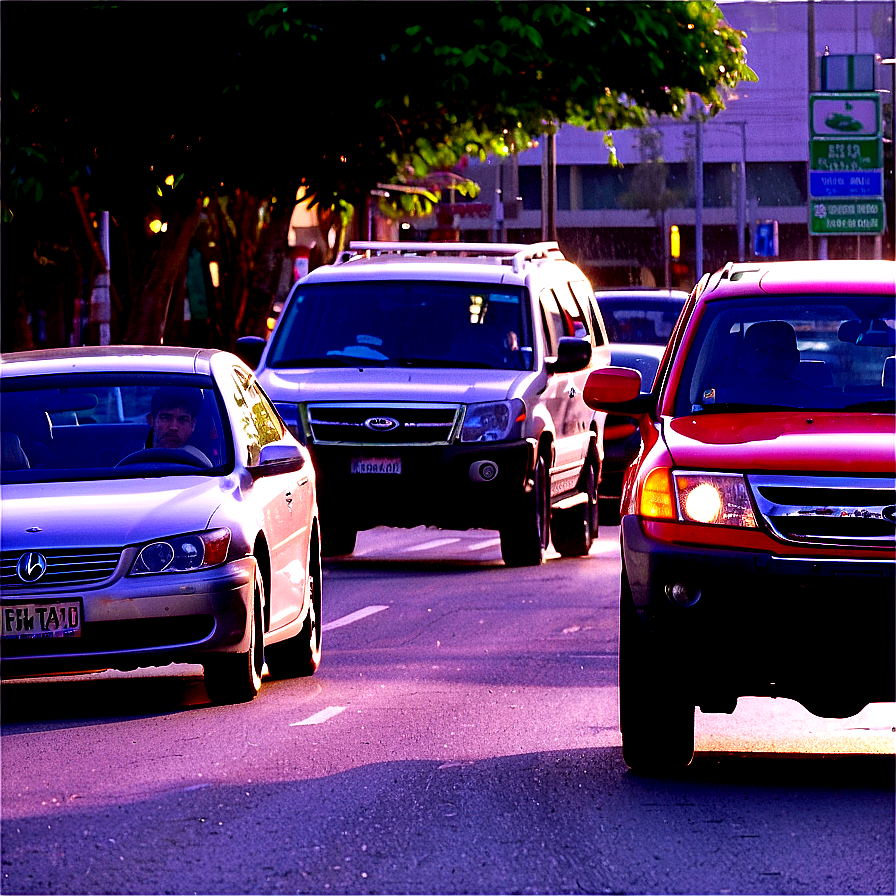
top-left (639, 467), bottom-right (676, 519)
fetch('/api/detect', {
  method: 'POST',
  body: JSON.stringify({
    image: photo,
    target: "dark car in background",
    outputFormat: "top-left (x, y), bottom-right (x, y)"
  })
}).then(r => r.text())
top-left (596, 288), bottom-right (689, 523)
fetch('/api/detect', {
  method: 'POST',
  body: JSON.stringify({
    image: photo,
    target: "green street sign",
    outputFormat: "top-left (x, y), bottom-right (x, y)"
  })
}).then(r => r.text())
top-left (809, 93), bottom-right (881, 137)
top-left (809, 198), bottom-right (885, 235)
top-left (810, 137), bottom-right (881, 172)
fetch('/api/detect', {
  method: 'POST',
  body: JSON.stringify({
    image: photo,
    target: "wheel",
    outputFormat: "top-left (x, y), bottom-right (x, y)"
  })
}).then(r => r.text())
top-left (598, 495), bottom-right (622, 527)
top-left (264, 537), bottom-right (322, 678)
top-left (321, 521), bottom-right (357, 557)
top-left (203, 569), bottom-right (265, 705)
top-left (500, 454), bottom-right (550, 567)
top-left (618, 568), bottom-right (694, 774)
top-left (551, 452), bottom-right (598, 557)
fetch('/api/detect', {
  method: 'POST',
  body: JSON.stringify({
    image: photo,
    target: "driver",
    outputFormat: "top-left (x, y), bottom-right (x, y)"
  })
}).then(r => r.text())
top-left (146, 387), bottom-right (201, 450)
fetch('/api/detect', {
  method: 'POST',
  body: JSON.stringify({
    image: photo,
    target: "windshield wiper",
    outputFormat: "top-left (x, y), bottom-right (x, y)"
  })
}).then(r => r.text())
top-left (695, 402), bottom-right (808, 413)
top-left (270, 357), bottom-right (386, 368)
top-left (843, 399), bottom-right (896, 412)
top-left (392, 357), bottom-right (494, 369)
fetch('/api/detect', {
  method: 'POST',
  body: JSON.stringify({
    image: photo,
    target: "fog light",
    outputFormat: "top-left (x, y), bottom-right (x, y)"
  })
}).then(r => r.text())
top-left (666, 581), bottom-right (701, 608)
top-left (470, 460), bottom-right (499, 482)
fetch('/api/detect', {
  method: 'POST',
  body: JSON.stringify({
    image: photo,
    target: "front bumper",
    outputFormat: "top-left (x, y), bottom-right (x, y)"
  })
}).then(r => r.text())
top-left (310, 439), bottom-right (537, 531)
top-left (621, 515), bottom-right (895, 711)
top-left (0, 558), bottom-right (255, 677)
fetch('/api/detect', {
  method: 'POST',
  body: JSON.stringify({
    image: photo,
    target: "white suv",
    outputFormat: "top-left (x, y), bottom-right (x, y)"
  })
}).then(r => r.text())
top-left (237, 241), bottom-right (610, 565)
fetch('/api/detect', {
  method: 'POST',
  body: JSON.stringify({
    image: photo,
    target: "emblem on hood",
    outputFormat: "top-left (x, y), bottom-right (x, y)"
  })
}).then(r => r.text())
top-left (364, 416), bottom-right (400, 432)
top-left (16, 552), bottom-right (48, 583)
top-left (883, 506), bottom-right (896, 524)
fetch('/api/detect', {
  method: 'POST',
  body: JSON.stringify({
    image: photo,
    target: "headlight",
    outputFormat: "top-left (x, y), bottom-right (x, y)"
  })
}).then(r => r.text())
top-left (460, 399), bottom-right (525, 443)
top-left (130, 528), bottom-right (231, 575)
top-left (673, 473), bottom-right (757, 527)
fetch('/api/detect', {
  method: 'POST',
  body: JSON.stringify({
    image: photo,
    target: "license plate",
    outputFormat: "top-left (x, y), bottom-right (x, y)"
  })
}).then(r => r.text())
top-left (1, 600), bottom-right (83, 639)
top-left (351, 457), bottom-right (402, 474)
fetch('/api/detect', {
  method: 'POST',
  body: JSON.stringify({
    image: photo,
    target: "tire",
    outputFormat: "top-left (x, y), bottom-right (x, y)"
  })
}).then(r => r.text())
top-left (598, 495), bottom-right (622, 527)
top-left (618, 568), bottom-right (694, 774)
top-left (203, 568), bottom-right (265, 705)
top-left (500, 454), bottom-right (550, 567)
top-left (321, 521), bottom-right (357, 557)
top-left (551, 452), bottom-right (598, 557)
top-left (265, 536), bottom-right (322, 678)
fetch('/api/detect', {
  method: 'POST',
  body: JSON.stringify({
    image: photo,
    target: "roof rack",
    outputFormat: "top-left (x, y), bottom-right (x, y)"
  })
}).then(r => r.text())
top-left (346, 241), bottom-right (565, 273)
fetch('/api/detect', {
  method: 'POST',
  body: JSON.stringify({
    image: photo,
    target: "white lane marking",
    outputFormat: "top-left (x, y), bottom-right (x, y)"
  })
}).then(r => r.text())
top-left (322, 605), bottom-right (389, 631)
top-left (405, 537), bottom-right (461, 552)
top-left (289, 706), bottom-right (347, 726)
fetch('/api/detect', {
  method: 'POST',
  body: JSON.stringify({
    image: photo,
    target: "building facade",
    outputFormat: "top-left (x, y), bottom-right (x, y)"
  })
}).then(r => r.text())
top-left (406, 1), bottom-right (895, 288)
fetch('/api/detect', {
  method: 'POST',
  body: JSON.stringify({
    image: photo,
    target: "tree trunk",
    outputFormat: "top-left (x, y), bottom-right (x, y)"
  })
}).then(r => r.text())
top-left (123, 200), bottom-right (201, 344)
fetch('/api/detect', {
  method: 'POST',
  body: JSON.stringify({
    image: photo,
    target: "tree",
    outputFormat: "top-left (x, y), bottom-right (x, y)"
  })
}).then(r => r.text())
top-left (1, 1), bottom-right (755, 351)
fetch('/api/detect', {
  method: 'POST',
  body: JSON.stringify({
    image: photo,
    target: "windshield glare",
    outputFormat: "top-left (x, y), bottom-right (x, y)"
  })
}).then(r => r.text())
top-left (0, 374), bottom-right (229, 483)
top-left (268, 281), bottom-right (533, 370)
top-left (675, 296), bottom-right (896, 415)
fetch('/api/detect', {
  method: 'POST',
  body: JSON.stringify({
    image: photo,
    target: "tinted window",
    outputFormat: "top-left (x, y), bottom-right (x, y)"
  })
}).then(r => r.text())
top-left (674, 296), bottom-right (895, 415)
top-left (0, 373), bottom-right (229, 482)
top-left (268, 281), bottom-right (533, 371)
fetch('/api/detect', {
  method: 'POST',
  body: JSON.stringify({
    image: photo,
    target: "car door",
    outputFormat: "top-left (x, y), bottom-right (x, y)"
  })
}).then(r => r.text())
top-left (539, 287), bottom-right (590, 496)
top-left (231, 367), bottom-right (311, 632)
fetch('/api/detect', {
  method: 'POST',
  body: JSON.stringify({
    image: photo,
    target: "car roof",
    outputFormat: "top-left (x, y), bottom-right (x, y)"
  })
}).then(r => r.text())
top-left (701, 259), bottom-right (896, 299)
top-left (595, 288), bottom-right (689, 300)
top-left (300, 240), bottom-right (588, 286)
top-left (0, 345), bottom-right (223, 378)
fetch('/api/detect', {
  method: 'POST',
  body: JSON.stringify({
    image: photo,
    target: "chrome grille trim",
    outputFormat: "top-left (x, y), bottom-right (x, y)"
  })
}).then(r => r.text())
top-left (1, 548), bottom-right (122, 589)
top-left (304, 402), bottom-right (463, 447)
top-left (748, 474), bottom-right (896, 548)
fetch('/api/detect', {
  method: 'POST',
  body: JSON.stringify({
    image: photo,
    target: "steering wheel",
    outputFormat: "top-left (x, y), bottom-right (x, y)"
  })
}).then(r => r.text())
top-left (116, 447), bottom-right (213, 469)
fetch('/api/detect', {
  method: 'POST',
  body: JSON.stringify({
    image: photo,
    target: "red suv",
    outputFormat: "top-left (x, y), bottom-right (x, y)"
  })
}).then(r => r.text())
top-left (584, 259), bottom-right (895, 773)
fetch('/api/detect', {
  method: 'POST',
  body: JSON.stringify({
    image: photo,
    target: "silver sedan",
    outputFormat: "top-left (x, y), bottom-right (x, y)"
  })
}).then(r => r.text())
top-left (0, 346), bottom-right (321, 704)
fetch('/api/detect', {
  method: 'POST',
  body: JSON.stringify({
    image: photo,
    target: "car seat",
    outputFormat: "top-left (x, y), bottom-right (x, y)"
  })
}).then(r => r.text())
top-left (1, 432), bottom-right (30, 471)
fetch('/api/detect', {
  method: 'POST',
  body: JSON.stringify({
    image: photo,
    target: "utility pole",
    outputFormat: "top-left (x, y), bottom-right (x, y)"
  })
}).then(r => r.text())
top-left (695, 112), bottom-right (704, 279)
top-left (541, 130), bottom-right (557, 241)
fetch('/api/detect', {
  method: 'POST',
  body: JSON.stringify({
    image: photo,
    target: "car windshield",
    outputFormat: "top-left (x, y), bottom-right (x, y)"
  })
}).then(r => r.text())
top-left (598, 296), bottom-right (686, 345)
top-left (266, 281), bottom-right (533, 371)
top-left (0, 373), bottom-right (230, 483)
top-left (674, 295), bottom-right (896, 415)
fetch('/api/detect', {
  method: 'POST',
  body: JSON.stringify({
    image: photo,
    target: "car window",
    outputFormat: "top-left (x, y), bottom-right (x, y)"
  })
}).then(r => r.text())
top-left (569, 281), bottom-right (607, 346)
top-left (0, 373), bottom-right (228, 482)
top-left (556, 283), bottom-right (590, 340)
top-left (230, 368), bottom-right (286, 465)
top-left (540, 288), bottom-right (569, 354)
top-left (267, 280), bottom-right (533, 371)
top-left (674, 295), bottom-right (896, 415)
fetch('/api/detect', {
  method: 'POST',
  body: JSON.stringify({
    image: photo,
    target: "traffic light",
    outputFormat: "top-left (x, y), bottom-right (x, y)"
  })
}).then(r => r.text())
top-left (669, 225), bottom-right (681, 259)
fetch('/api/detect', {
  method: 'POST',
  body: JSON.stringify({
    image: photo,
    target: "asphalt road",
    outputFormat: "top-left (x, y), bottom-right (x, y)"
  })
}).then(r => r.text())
top-left (1, 526), bottom-right (893, 895)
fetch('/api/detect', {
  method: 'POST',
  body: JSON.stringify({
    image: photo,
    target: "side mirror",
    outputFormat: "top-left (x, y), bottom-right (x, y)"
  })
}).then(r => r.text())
top-left (583, 367), bottom-right (655, 414)
top-left (547, 336), bottom-right (592, 374)
top-left (250, 442), bottom-right (306, 478)
top-left (234, 336), bottom-right (267, 369)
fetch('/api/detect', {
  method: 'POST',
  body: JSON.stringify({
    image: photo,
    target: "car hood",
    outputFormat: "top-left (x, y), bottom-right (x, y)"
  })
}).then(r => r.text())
top-left (258, 366), bottom-right (540, 404)
top-left (663, 412), bottom-right (895, 474)
top-left (1, 476), bottom-right (225, 549)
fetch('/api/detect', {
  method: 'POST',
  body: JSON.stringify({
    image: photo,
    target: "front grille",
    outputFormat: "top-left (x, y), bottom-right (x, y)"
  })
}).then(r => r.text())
top-left (305, 402), bottom-right (462, 447)
top-left (1, 547), bottom-right (122, 590)
top-left (750, 475), bottom-right (896, 548)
